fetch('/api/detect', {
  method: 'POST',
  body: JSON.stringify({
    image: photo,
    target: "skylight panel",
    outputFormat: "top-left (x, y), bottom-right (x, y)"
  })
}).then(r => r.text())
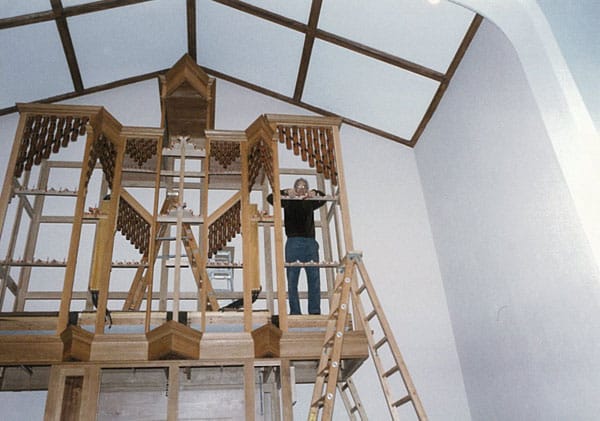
top-left (243, 0), bottom-right (312, 23)
top-left (303, 39), bottom-right (440, 140)
top-left (67, 0), bottom-right (187, 87)
top-left (318, 0), bottom-right (475, 73)
top-left (197, 1), bottom-right (304, 97)
top-left (0, 22), bottom-right (73, 108)
top-left (0, 0), bottom-right (49, 19)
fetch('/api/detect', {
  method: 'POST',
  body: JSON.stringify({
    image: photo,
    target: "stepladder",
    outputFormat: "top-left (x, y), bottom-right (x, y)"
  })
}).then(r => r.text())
top-left (351, 257), bottom-right (428, 421)
top-left (308, 252), bottom-right (428, 421)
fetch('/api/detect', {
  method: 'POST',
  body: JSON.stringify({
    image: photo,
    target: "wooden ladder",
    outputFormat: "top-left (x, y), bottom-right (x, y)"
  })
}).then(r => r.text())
top-left (351, 258), bottom-right (428, 420)
top-left (181, 223), bottom-right (219, 310)
top-left (338, 376), bottom-right (368, 420)
top-left (123, 197), bottom-right (219, 311)
top-left (308, 254), bottom-right (356, 421)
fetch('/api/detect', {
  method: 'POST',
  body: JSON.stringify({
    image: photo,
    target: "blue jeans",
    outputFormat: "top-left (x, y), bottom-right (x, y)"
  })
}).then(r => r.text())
top-left (285, 237), bottom-right (321, 315)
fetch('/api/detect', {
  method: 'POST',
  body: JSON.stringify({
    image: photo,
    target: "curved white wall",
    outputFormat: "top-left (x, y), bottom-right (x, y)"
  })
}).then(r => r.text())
top-left (416, 18), bottom-right (600, 419)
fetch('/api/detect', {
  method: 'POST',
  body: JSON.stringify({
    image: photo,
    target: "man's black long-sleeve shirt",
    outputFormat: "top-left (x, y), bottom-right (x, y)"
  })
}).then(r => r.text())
top-left (267, 190), bottom-right (326, 238)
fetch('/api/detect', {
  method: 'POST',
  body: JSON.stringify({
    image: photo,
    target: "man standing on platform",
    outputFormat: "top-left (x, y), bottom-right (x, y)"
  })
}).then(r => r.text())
top-left (268, 178), bottom-right (326, 315)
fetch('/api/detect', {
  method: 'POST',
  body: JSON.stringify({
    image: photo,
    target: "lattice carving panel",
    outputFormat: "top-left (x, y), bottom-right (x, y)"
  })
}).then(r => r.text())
top-left (15, 114), bottom-right (89, 178)
top-left (248, 138), bottom-right (274, 191)
top-left (85, 134), bottom-right (118, 189)
top-left (208, 200), bottom-right (241, 258)
top-left (124, 138), bottom-right (158, 168)
top-left (211, 141), bottom-right (240, 169)
top-left (117, 197), bottom-right (150, 256)
top-left (277, 125), bottom-right (338, 185)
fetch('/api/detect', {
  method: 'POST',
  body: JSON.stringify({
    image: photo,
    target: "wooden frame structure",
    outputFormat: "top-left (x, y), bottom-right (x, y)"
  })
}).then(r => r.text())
top-left (0, 55), bottom-right (426, 420)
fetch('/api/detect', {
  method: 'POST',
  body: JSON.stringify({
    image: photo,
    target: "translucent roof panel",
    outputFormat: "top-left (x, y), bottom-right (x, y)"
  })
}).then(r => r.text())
top-left (244, 0), bottom-right (312, 23)
top-left (0, 0), bottom-right (50, 19)
top-left (318, 0), bottom-right (475, 73)
top-left (197, 1), bottom-right (305, 97)
top-left (0, 22), bottom-right (73, 108)
top-left (67, 0), bottom-right (187, 87)
top-left (303, 39), bottom-right (440, 140)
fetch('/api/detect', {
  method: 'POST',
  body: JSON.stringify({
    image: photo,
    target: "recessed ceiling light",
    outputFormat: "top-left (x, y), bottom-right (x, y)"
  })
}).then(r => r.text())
top-left (428, 0), bottom-right (441, 4)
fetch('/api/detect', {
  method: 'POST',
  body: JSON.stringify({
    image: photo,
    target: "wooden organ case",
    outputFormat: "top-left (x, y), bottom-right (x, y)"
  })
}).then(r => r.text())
top-left (0, 55), bottom-right (426, 421)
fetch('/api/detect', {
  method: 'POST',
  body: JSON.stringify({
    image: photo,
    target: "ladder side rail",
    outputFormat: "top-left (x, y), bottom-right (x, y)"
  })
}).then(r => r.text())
top-left (3, 173), bottom-right (32, 311)
top-left (350, 270), bottom-right (401, 420)
top-left (355, 260), bottom-right (428, 421)
top-left (337, 377), bottom-right (368, 420)
top-left (309, 258), bottom-right (354, 421)
top-left (14, 164), bottom-right (48, 311)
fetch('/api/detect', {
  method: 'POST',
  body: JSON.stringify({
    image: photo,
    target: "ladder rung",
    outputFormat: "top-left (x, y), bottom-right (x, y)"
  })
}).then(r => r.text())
top-left (365, 309), bottom-right (377, 321)
top-left (374, 336), bottom-right (388, 350)
top-left (317, 365), bottom-right (329, 378)
top-left (383, 365), bottom-right (399, 378)
top-left (356, 283), bottom-right (367, 294)
top-left (392, 394), bottom-right (412, 407)
top-left (311, 395), bottom-right (325, 408)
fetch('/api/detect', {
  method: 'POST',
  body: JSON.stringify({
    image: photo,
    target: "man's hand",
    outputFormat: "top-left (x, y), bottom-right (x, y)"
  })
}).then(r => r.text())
top-left (307, 189), bottom-right (317, 198)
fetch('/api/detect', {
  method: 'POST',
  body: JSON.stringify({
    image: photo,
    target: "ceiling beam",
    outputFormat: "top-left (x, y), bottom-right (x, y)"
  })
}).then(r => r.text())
top-left (50, 0), bottom-right (84, 92)
top-left (293, 0), bottom-right (323, 101)
top-left (186, 0), bottom-right (197, 60)
top-left (212, 0), bottom-right (444, 82)
top-left (409, 14), bottom-right (483, 146)
top-left (0, 70), bottom-right (166, 117)
top-left (0, 0), bottom-right (153, 29)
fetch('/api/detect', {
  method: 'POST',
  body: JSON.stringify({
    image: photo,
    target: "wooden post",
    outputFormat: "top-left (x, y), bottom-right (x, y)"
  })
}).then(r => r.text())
top-left (94, 131), bottom-right (126, 335)
top-left (269, 140), bottom-right (288, 331)
top-left (330, 125), bottom-right (354, 252)
top-left (280, 359), bottom-right (294, 421)
top-left (167, 363), bottom-right (180, 421)
top-left (57, 127), bottom-right (97, 333)
top-left (240, 139), bottom-right (252, 332)
top-left (244, 359), bottom-right (256, 421)
top-left (0, 110), bottom-right (28, 239)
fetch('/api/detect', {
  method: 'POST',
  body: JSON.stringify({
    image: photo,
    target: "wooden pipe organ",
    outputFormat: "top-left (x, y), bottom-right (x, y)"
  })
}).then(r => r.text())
top-left (0, 55), bottom-right (426, 420)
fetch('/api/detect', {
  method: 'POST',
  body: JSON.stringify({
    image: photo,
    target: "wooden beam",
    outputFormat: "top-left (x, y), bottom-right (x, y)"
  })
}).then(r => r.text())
top-left (316, 29), bottom-right (445, 82)
top-left (293, 0), bottom-right (322, 101)
top-left (0, 0), bottom-right (153, 30)
top-left (50, 0), bottom-right (84, 92)
top-left (186, 0), bottom-right (197, 60)
top-left (410, 14), bottom-right (483, 146)
top-left (0, 70), bottom-right (167, 117)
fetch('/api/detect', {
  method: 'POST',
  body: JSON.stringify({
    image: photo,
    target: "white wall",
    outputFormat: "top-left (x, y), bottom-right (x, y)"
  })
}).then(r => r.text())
top-left (0, 78), bottom-right (468, 419)
top-left (416, 19), bottom-right (600, 421)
